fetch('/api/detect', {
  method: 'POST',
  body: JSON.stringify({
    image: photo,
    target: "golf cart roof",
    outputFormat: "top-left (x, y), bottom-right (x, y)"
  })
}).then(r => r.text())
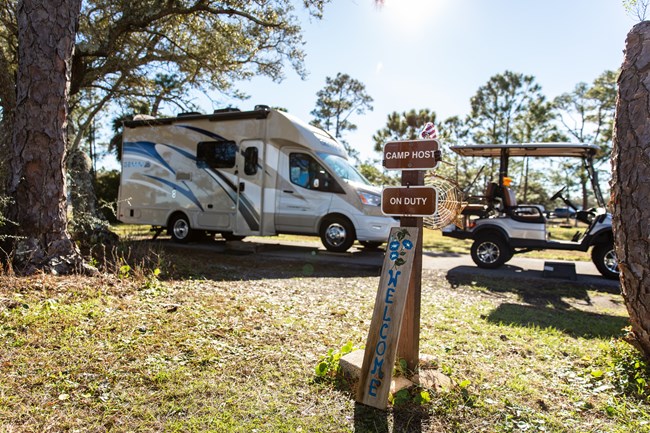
top-left (449, 142), bottom-right (599, 158)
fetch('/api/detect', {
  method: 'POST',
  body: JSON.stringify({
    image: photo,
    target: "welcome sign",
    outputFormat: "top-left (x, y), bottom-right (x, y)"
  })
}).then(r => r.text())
top-left (357, 226), bottom-right (419, 409)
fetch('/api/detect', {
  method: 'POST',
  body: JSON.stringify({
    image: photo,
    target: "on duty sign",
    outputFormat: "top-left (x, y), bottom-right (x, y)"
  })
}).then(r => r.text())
top-left (382, 186), bottom-right (437, 216)
top-left (383, 139), bottom-right (440, 170)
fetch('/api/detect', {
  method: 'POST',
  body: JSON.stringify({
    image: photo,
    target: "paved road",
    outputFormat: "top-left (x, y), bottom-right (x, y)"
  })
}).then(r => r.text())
top-left (158, 237), bottom-right (620, 291)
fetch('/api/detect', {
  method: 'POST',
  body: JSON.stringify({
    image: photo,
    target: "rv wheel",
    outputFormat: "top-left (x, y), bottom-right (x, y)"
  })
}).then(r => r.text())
top-left (169, 214), bottom-right (194, 243)
top-left (470, 236), bottom-right (510, 269)
top-left (320, 216), bottom-right (356, 253)
top-left (591, 243), bottom-right (620, 280)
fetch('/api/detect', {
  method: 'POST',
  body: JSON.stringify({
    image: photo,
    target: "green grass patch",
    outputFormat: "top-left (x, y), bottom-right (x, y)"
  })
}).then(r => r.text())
top-left (0, 246), bottom-right (644, 432)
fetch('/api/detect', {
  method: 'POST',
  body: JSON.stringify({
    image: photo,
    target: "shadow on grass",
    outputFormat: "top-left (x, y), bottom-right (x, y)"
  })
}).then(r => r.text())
top-left (447, 270), bottom-right (618, 305)
top-left (354, 403), bottom-right (431, 433)
top-left (116, 239), bottom-right (383, 281)
top-left (320, 375), bottom-right (431, 433)
top-left (486, 303), bottom-right (629, 339)
top-left (447, 272), bottom-right (628, 339)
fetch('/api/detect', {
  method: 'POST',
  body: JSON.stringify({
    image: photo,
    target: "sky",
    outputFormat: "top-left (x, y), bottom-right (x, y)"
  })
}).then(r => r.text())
top-left (102, 0), bottom-right (636, 168)
top-left (226, 0), bottom-right (636, 163)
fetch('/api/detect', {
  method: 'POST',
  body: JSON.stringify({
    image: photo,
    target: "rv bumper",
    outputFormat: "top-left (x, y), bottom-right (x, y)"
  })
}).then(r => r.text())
top-left (355, 216), bottom-right (399, 243)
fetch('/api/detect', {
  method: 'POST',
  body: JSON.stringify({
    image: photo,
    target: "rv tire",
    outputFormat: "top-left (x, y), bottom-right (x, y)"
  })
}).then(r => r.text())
top-left (169, 214), bottom-right (194, 243)
top-left (320, 216), bottom-right (356, 253)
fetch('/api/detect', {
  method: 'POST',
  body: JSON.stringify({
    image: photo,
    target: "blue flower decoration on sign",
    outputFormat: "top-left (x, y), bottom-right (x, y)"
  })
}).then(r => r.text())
top-left (387, 229), bottom-right (413, 268)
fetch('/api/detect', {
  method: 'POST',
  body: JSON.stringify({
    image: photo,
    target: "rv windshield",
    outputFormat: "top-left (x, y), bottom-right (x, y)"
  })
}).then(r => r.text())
top-left (319, 153), bottom-right (371, 186)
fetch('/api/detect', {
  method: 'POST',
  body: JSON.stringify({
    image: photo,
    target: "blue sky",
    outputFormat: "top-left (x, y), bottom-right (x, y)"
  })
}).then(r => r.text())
top-left (209, 0), bottom-right (635, 164)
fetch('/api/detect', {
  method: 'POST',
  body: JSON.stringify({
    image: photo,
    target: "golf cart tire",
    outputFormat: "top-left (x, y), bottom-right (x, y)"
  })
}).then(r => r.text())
top-left (591, 243), bottom-right (619, 280)
top-left (470, 235), bottom-right (511, 269)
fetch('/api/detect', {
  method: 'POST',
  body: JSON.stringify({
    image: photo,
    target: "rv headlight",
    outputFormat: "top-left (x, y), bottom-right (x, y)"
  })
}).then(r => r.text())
top-left (358, 191), bottom-right (381, 206)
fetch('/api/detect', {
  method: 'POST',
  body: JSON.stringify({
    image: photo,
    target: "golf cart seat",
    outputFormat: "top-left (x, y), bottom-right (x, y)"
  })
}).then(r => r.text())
top-left (462, 182), bottom-right (499, 217)
top-left (502, 186), bottom-right (546, 223)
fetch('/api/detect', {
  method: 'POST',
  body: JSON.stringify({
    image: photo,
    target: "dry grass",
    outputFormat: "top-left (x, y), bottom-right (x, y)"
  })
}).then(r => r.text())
top-left (0, 245), bottom-right (647, 433)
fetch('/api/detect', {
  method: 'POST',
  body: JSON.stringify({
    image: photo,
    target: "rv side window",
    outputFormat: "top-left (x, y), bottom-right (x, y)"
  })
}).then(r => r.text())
top-left (244, 147), bottom-right (258, 175)
top-left (289, 153), bottom-right (343, 193)
top-left (196, 141), bottom-right (237, 169)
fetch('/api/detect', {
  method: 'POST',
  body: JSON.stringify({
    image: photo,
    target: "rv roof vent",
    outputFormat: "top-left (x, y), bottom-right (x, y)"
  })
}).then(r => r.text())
top-left (254, 105), bottom-right (271, 111)
top-left (213, 107), bottom-right (241, 113)
top-left (177, 111), bottom-right (202, 117)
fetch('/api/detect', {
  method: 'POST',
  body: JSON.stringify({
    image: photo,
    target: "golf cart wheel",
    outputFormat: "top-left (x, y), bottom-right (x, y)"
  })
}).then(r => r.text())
top-left (169, 213), bottom-right (194, 243)
top-left (320, 216), bottom-right (356, 253)
top-left (591, 243), bottom-right (620, 280)
top-left (470, 236), bottom-right (511, 269)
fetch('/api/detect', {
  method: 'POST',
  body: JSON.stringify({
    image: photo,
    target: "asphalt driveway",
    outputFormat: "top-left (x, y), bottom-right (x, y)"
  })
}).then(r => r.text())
top-left (157, 237), bottom-right (620, 292)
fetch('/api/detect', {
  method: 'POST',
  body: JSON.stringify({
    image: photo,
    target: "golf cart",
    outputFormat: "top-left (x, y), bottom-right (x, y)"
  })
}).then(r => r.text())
top-left (441, 143), bottom-right (618, 279)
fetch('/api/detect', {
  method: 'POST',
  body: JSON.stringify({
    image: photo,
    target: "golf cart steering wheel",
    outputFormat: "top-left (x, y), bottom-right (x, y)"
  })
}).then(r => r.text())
top-left (550, 186), bottom-right (566, 202)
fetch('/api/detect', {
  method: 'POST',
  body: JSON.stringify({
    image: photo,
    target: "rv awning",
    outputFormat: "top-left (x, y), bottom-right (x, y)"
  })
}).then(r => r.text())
top-left (449, 143), bottom-right (599, 158)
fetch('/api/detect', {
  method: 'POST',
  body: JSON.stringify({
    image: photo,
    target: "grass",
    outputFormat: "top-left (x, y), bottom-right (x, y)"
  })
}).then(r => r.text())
top-left (0, 238), bottom-right (647, 432)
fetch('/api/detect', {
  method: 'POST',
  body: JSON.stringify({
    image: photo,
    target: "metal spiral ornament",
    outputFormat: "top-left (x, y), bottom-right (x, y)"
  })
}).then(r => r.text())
top-left (423, 172), bottom-right (467, 230)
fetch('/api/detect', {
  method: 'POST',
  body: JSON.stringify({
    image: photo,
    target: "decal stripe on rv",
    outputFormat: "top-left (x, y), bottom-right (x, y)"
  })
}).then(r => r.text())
top-left (179, 125), bottom-right (228, 141)
top-left (124, 128), bottom-right (261, 232)
top-left (122, 141), bottom-right (176, 174)
top-left (178, 125), bottom-right (261, 231)
top-left (204, 169), bottom-right (260, 231)
top-left (145, 175), bottom-right (204, 212)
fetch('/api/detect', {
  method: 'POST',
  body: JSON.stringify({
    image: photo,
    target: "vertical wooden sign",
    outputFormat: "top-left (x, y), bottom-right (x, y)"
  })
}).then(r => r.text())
top-left (356, 226), bottom-right (420, 410)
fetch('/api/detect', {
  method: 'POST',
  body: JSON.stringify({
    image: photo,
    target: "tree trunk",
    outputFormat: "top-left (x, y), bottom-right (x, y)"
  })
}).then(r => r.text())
top-left (0, 46), bottom-right (16, 195)
top-left (612, 21), bottom-right (650, 359)
top-left (6, 0), bottom-right (85, 275)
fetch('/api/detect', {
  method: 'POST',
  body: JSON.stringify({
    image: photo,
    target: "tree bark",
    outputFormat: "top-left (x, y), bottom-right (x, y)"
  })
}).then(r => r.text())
top-left (612, 21), bottom-right (650, 359)
top-left (0, 46), bottom-right (16, 193)
top-left (7, 0), bottom-right (85, 274)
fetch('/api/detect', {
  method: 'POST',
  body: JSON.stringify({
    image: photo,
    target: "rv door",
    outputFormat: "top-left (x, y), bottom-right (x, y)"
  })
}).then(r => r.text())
top-left (276, 149), bottom-right (336, 233)
top-left (235, 140), bottom-right (264, 235)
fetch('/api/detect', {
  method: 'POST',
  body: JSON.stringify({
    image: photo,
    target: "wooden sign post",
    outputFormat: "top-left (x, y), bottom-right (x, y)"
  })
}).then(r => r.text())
top-left (357, 138), bottom-right (440, 410)
top-left (357, 226), bottom-right (420, 409)
top-left (396, 170), bottom-right (425, 374)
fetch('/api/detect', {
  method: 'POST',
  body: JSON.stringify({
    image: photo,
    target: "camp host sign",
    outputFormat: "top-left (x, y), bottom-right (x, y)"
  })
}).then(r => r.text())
top-left (357, 227), bottom-right (419, 409)
top-left (382, 139), bottom-right (440, 170)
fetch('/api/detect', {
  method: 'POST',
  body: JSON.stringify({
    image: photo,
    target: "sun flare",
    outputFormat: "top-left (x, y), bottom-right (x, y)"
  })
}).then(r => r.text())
top-left (381, 0), bottom-right (446, 29)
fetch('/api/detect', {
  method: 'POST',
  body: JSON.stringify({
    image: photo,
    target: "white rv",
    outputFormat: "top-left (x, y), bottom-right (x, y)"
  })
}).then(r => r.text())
top-left (117, 105), bottom-right (397, 252)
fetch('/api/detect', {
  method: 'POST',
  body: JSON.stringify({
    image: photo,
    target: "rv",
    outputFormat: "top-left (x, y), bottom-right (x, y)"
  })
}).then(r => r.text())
top-left (117, 105), bottom-right (397, 252)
